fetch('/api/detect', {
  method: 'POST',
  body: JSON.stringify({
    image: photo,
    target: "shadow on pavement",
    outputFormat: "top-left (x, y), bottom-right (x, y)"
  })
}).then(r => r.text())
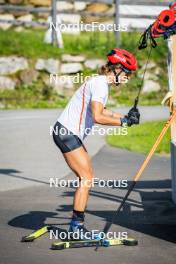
top-left (57, 179), bottom-right (176, 244)
top-left (8, 211), bottom-right (58, 230)
top-left (7, 178), bottom-right (176, 244)
top-left (8, 211), bottom-right (69, 238)
top-left (0, 168), bottom-right (49, 185)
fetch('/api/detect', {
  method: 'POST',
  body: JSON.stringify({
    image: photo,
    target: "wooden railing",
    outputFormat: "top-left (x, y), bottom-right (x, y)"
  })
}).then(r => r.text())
top-left (0, 0), bottom-right (171, 44)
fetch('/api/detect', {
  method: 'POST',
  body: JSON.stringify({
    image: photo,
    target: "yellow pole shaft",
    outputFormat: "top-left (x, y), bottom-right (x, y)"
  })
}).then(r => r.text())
top-left (134, 110), bottom-right (176, 182)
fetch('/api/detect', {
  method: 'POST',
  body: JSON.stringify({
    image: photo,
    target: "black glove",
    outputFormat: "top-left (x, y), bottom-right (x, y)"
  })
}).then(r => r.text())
top-left (127, 107), bottom-right (140, 120)
top-left (120, 113), bottom-right (140, 127)
top-left (120, 116), bottom-right (139, 126)
top-left (127, 114), bottom-right (140, 126)
top-left (120, 107), bottom-right (140, 127)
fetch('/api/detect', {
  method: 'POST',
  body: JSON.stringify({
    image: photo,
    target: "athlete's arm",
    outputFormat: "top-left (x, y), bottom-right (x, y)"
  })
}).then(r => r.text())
top-left (91, 101), bottom-right (122, 126)
top-left (103, 108), bottom-right (123, 119)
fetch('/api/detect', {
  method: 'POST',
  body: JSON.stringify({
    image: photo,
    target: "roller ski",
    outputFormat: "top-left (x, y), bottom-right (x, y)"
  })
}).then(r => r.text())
top-left (51, 237), bottom-right (138, 250)
top-left (21, 226), bottom-right (51, 242)
top-left (51, 217), bottom-right (138, 250)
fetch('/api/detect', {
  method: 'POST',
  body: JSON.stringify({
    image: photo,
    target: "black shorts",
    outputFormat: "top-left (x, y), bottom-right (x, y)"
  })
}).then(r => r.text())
top-left (52, 121), bottom-right (83, 153)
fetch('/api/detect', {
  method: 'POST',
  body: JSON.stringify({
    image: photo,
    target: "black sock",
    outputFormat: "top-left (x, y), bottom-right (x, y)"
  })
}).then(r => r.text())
top-left (72, 209), bottom-right (85, 222)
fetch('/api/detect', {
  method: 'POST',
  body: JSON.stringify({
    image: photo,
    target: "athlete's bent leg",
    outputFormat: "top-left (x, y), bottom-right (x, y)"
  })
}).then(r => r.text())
top-left (63, 145), bottom-right (93, 212)
top-left (63, 146), bottom-right (94, 239)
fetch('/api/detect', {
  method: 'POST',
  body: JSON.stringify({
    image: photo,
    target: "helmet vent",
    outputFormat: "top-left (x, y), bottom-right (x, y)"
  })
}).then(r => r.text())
top-left (107, 50), bottom-right (116, 56)
top-left (124, 54), bottom-right (130, 58)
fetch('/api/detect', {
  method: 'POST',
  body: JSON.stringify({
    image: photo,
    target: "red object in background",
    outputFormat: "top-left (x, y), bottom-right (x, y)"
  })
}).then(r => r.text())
top-left (150, 3), bottom-right (176, 38)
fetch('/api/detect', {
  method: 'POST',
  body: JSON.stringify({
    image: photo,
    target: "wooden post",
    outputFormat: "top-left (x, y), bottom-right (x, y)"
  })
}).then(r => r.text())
top-left (51, 0), bottom-right (57, 45)
top-left (115, 0), bottom-right (120, 45)
top-left (170, 35), bottom-right (176, 142)
top-left (168, 34), bottom-right (176, 203)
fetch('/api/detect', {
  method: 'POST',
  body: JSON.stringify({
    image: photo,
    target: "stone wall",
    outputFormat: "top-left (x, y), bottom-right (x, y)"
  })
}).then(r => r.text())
top-left (0, 54), bottom-right (161, 95)
top-left (0, 55), bottom-right (106, 94)
top-left (0, 2), bottom-right (113, 31)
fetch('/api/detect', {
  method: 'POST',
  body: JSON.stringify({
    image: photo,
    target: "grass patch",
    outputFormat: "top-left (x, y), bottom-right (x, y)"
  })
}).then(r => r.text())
top-left (0, 85), bottom-right (68, 109)
top-left (0, 29), bottom-right (115, 59)
top-left (106, 121), bottom-right (170, 155)
top-left (0, 28), bottom-right (167, 61)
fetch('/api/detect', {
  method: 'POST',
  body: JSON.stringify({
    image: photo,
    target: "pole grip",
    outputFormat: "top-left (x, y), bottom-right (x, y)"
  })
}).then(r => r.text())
top-left (134, 97), bottom-right (139, 109)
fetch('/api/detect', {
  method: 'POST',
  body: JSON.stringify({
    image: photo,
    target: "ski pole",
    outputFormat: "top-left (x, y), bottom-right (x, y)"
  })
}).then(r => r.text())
top-left (103, 110), bottom-right (176, 235)
top-left (133, 45), bottom-right (153, 109)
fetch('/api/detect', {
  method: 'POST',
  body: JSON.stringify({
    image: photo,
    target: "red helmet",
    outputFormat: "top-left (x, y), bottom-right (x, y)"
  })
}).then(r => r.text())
top-left (107, 48), bottom-right (137, 71)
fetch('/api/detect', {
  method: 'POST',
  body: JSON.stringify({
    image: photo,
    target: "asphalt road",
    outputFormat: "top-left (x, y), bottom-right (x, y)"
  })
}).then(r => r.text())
top-left (0, 146), bottom-right (176, 264)
top-left (1, 107), bottom-right (176, 264)
top-left (0, 108), bottom-right (106, 191)
top-left (0, 106), bottom-right (169, 191)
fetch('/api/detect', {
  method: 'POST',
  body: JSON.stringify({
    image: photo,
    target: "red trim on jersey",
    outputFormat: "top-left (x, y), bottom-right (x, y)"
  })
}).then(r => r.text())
top-left (78, 83), bottom-right (86, 133)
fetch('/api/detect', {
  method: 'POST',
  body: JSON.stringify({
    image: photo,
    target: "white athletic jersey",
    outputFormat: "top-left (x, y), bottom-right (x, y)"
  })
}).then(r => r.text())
top-left (57, 75), bottom-right (109, 140)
